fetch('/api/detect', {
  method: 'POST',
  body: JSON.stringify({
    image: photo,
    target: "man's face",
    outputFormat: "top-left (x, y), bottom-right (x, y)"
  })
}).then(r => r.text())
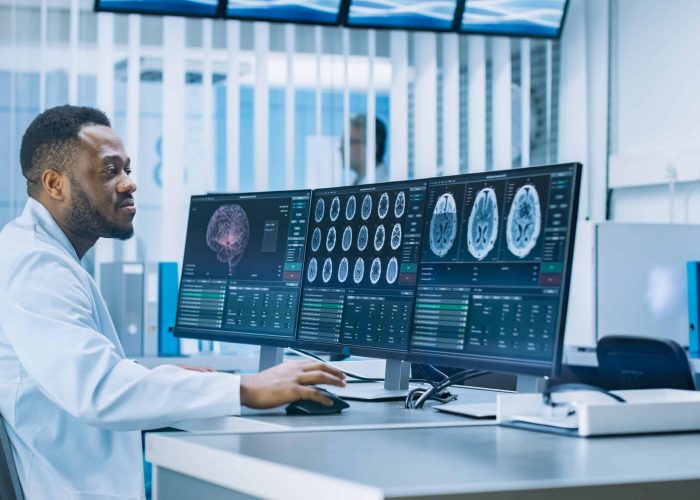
top-left (349, 125), bottom-right (366, 178)
top-left (63, 125), bottom-right (137, 240)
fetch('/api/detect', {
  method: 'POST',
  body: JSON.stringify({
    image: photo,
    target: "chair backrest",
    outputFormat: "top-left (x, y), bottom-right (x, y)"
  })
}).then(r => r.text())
top-left (0, 415), bottom-right (24, 500)
top-left (597, 335), bottom-right (696, 391)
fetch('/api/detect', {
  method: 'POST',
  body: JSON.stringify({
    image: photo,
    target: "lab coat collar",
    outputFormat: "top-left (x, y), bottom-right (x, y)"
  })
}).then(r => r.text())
top-left (21, 197), bottom-right (81, 263)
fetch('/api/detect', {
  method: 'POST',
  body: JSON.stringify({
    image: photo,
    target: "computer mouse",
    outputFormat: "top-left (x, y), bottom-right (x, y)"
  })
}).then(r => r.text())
top-left (285, 388), bottom-right (350, 415)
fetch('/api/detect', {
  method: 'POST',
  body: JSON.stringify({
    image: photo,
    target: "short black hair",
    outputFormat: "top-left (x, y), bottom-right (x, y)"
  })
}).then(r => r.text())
top-left (350, 114), bottom-right (387, 165)
top-left (20, 105), bottom-right (111, 196)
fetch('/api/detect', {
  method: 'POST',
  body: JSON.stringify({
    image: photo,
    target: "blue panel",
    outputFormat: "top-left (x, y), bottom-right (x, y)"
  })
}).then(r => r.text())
top-left (227, 0), bottom-right (342, 24)
top-left (294, 90), bottom-right (315, 189)
top-left (688, 262), bottom-right (700, 356)
top-left (461, 0), bottom-right (568, 38)
top-left (96, 0), bottom-right (219, 16)
top-left (215, 83), bottom-right (227, 192)
top-left (346, 0), bottom-right (458, 30)
top-left (239, 86), bottom-right (253, 192)
top-left (158, 262), bottom-right (181, 356)
top-left (269, 88), bottom-right (285, 191)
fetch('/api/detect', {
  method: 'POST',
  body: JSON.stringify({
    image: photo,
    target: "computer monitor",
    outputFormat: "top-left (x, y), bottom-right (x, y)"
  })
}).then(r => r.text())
top-left (94, 0), bottom-right (220, 18)
top-left (459, 0), bottom-right (570, 39)
top-left (408, 163), bottom-right (581, 380)
top-left (174, 190), bottom-right (311, 366)
top-left (225, 0), bottom-right (344, 25)
top-left (344, 0), bottom-right (461, 31)
top-left (296, 180), bottom-right (428, 358)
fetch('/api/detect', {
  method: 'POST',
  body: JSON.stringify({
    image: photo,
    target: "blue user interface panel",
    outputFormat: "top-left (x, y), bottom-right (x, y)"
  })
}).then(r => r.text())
top-left (346, 0), bottom-right (459, 30)
top-left (409, 164), bottom-right (581, 376)
top-left (174, 191), bottom-right (311, 347)
top-left (226, 0), bottom-right (343, 24)
top-left (296, 180), bottom-right (428, 357)
top-left (460, 0), bottom-right (568, 38)
top-left (95, 0), bottom-right (220, 16)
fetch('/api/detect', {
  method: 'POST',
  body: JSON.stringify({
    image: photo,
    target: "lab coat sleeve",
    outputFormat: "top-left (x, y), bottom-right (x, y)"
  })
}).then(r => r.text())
top-left (0, 251), bottom-right (242, 430)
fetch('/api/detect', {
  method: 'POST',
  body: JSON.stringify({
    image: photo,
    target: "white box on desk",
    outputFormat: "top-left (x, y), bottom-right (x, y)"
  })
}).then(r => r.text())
top-left (498, 389), bottom-right (700, 437)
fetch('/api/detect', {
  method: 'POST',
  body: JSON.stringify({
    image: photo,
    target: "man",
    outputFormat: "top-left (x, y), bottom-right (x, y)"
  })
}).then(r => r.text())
top-left (0, 105), bottom-right (345, 499)
top-left (343, 114), bottom-right (388, 185)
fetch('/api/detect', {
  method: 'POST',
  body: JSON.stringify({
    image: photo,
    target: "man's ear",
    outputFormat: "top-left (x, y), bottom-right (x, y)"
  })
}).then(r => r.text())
top-left (41, 169), bottom-right (68, 201)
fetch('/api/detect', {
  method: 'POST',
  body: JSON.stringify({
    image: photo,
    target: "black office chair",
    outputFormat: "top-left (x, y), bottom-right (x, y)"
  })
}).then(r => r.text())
top-left (597, 335), bottom-right (696, 391)
top-left (0, 415), bottom-right (24, 500)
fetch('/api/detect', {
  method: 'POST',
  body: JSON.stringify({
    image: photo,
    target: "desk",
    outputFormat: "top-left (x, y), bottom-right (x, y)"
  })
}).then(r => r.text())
top-left (147, 425), bottom-right (700, 499)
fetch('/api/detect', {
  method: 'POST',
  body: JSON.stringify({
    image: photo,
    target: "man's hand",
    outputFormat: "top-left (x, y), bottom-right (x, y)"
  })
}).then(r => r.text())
top-left (177, 364), bottom-right (216, 373)
top-left (240, 361), bottom-right (346, 409)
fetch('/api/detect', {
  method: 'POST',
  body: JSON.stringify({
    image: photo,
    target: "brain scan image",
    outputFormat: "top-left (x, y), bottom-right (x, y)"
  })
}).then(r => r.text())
top-left (386, 257), bottom-right (398, 285)
top-left (429, 193), bottom-right (458, 258)
top-left (394, 191), bottom-right (406, 218)
top-left (506, 184), bottom-right (541, 258)
top-left (338, 257), bottom-right (349, 283)
top-left (314, 198), bottom-right (325, 223)
top-left (346, 195), bottom-right (357, 220)
top-left (342, 226), bottom-right (353, 252)
top-left (330, 196), bottom-right (340, 221)
top-left (361, 194), bottom-right (372, 220)
top-left (374, 224), bottom-right (385, 251)
top-left (370, 257), bottom-right (382, 284)
top-left (357, 225), bottom-right (369, 251)
top-left (378, 192), bottom-right (389, 219)
top-left (467, 187), bottom-right (499, 260)
top-left (390, 223), bottom-right (402, 250)
top-left (322, 257), bottom-right (333, 283)
top-left (353, 257), bottom-right (365, 284)
top-left (326, 227), bottom-right (337, 252)
top-left (311, 227), bottom-right (321, 252)
top-left (307, 258), bottom-right (318, 282)
top-left (206, 204), bottom-right (250, 274)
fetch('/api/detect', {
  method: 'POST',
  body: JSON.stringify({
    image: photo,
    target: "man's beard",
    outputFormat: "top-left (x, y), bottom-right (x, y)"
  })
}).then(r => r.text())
top-left (64, 177), bottom-right (134, 241)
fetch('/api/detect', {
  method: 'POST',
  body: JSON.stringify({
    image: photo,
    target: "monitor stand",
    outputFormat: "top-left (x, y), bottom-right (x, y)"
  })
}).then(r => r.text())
top-left (330, 359), bottom-right (414, 401)
top-left (516, 375), bottom-right (547, 393)
top-left (258, 345), bottom-right (284, 372)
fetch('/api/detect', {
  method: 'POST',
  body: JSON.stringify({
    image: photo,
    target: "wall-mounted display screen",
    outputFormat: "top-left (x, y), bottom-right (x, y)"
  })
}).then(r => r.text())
top-left (346, 0), bottom-right (459, 31)
top-left (95, 0), bottom-right (220, 17)
top-left (460, 0), bottom-right (568, 38)
top-left (226, 0), bottom-right (343, 25)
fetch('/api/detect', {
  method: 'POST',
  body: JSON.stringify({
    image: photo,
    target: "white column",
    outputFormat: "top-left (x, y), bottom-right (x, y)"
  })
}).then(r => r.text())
top-left (201, 19), bottom-right (215, 193)
top-left (226, 21), bottom-right (241, 192)
top-left (285, 24), bottom-right (295, 189)
top-left (39, 0), bottom-right (47, 111)
top-left (390, 31), bottom-right (408, 181)
top-left (366, 29), bottom-right (377, 184)
top-left (161, 17), bottom-right (187, 263)
top-left (342, 29), bottom-right (351, 185)
top-left (413, 32), bottom-right (438, 179)
top-left (123, 14), bottom-right (141, 262)
top-left (492, 37), bottom-right (512, 170)
top-left (68, 0), bottom-right (79, 105)
top-left (442, 33), bottom-right (460, 176)
top-left (545, 40), bottom-right (553, 164)
top-left (253, 22), bottom-right (270, 192)
top-left (520, 38), bottom-right (531, 168)
top-left (468, 36), bottom-right (487, 173)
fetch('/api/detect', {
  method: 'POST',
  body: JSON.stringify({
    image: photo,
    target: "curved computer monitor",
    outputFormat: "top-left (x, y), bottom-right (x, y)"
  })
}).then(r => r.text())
top-left (174, 190), bottom-right (311, 348)
top-left (295, 179), bottom-right (429, 359)
top-left (407, 163), bottom-right (581, 378)
top-left (94, 0), bottom-right (221, 18)
top-left (225, 0), bottom-right (344, 25)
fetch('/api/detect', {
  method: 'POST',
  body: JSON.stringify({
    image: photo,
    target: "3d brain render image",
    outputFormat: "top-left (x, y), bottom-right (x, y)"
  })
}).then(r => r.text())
top-left (206, 204), bottom-right (250, 274)
top-left (467, 187), bottom-right (499, 260)
top-left (506, 184), bottom-right (541, 258)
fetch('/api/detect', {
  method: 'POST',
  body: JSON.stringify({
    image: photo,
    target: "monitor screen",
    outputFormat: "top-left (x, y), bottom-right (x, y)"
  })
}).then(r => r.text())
top-left (95, 0), bottom-right (220, 17)
top-left (296, 180), bottom-right (428, 357)
top-left (408, 163), bottom-right (581, 377)
top-left (460, 0), bottom-right (569, 38)
top-left (226, 0), bottom-right (343, 25)
top-left (345, 0), bottom-right (459, 31)
top-left (174, 190), bottom-right (311, 347)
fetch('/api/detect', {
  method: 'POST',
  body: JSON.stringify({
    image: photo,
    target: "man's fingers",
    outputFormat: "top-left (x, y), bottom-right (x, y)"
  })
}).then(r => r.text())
top-left (300, 362), bottom-right (347, 380)
top-left (297, 370), bottom-right (346, 387)
top-left (296, 386), bottom-right (333, 406)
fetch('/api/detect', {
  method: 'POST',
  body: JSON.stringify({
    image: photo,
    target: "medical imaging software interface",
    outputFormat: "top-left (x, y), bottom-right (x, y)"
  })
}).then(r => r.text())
top-left (297, 181), bottom-right (427, 352)
top-left (410, 165), bottom-right (577, 365)
top-left (175, 191), bottom-right (310, 343)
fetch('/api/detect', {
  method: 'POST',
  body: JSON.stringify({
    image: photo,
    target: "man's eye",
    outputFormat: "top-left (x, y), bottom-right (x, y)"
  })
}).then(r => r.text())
top-left (125, 169), bottom-right (132, 176)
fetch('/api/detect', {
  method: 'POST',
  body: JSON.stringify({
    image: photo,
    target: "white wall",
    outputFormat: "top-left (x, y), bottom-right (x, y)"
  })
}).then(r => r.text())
top-left (610, 0), bottom-right (700, 223)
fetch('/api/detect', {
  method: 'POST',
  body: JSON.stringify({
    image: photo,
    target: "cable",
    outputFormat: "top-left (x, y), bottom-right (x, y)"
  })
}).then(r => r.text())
top-left (287, 348), bottom-right (384, 382)
top-left (405, 369), bottom-right (491, 409)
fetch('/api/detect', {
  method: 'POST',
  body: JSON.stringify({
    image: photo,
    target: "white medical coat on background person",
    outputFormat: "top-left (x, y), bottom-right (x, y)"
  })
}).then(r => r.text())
top-left (0, 198), bottom-right (242, 499)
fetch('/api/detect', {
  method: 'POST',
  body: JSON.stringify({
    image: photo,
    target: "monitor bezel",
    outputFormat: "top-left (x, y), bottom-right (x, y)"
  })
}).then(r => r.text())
top-left (223, 0), bottom-right (349, 26)
top-left (457, 0), bottom-right (570, 40)
top-left (405, 162), bottom-right (582, 378)
top-left (94, 0), bottom-right (223, 19)
top-left (293, 177), bottom-right (430, 361)
top-left (342, 0), bottom-right (463, 33)
top-left (173, 188), bottom-right (312, 348)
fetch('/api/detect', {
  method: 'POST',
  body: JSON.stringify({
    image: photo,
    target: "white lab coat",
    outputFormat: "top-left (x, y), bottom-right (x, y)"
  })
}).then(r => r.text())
top-left (0, 198), bottom-right (241, 499)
